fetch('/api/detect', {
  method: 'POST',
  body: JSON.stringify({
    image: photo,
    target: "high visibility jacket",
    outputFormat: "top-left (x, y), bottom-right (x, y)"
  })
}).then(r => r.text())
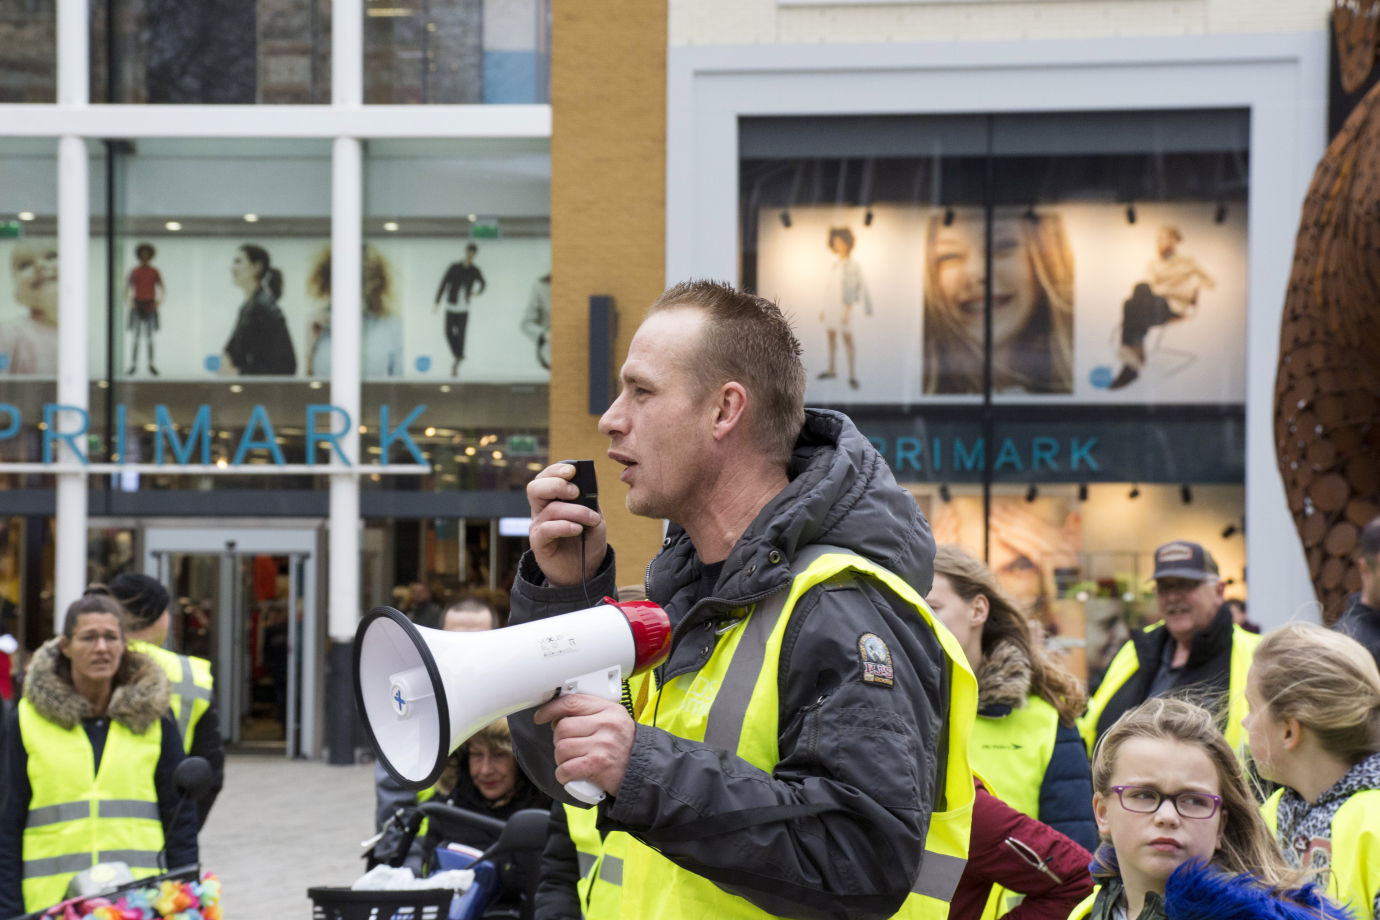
top-left (128, 640), bottom-right (213, 754)
top-left (612, 549), bottom-right (977, 919)
top-left (972, 695), bottom-right (1062, 920)
top-left (1067, 887), bottom-right (1097, 919)
top-left (1079, 622), bottom-right (1259, 758)
top-left (1263, 786), bottom-right (1380, 920)
top-left (18, 700), bottom-right (164, 910)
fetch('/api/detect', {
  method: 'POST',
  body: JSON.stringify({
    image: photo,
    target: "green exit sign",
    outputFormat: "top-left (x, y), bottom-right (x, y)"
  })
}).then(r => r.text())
top-left (506, 434), bottom-right (538, 454)
top-left (470, 219), bottom-right (501, 239)
top-left (0, 222), bottom-right (21, 238)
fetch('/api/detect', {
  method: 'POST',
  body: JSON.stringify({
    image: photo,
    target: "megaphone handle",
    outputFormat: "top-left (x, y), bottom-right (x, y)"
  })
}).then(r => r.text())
top-left (565, 779), bottom-right (606, 805)
top-left (559, 665), bottom-right (624, 807)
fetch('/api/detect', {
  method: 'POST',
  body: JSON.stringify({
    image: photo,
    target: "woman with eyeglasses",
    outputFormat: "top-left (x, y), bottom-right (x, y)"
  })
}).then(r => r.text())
top-left (1069, 697), bottom-right (1346, 920)
top-left (0, 590), bottom-right (196, 916)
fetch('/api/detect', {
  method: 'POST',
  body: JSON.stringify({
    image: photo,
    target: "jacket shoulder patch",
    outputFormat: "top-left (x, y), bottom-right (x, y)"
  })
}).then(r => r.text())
top-left (858, 633), bottom-right (894, 687)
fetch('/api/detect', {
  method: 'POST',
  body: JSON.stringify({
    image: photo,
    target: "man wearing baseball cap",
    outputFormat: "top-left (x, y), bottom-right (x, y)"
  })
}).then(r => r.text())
top-left (109, 573), bottom-right (224, 829)
top-left (1079, 541), bottom-right (1261, 757)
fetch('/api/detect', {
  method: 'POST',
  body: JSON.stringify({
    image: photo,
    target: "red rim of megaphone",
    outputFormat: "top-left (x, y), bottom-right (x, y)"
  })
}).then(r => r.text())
top-left (353, 605), bottom-right (451, 790)
top-left (613, 599), bottom-right (672, 673)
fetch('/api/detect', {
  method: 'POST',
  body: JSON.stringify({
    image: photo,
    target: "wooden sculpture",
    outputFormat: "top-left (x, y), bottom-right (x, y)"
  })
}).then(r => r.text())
top-left (1274, 0), bottom-right (1380, 621)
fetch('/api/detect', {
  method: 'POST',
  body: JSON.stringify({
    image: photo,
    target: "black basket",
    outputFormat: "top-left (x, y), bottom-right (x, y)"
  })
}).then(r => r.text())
top-left (307, 886), bottom-right (455, 920)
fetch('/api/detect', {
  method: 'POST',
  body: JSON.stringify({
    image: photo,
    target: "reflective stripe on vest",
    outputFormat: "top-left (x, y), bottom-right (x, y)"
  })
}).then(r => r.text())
top-left (566, 803), bottom-right (627, 919)
top-left (1264, 786), bottom-right (1380, 919)
top-left (1079, 624), bottom-right (1259, 760)
top-left (18, 700), bottom-right (164, 911)
top-left (131, 641), bottom-right (214, 753)
top-left (619, 546), bottom-right (977, 919)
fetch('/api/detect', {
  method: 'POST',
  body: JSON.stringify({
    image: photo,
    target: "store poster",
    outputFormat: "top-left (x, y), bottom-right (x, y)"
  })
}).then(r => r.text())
top-left (755, 204), bottom-right (926, 406)
top-left (754, 201), bottom-right (1247, 404)
top-left (0, 236), bottom-right (549, 383)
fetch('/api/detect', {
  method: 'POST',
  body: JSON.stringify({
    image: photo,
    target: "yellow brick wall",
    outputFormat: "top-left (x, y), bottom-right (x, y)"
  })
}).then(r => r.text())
top-left (670, 0), bottom-right (1330, 45)
top-left (550, 0), bottom-right (668, 592)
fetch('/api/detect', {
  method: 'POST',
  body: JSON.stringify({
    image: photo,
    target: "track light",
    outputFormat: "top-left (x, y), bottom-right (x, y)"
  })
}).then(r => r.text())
top-left (943, 206), bottom-right (955, 227)
top-left (779, 210), bottom-right (792, 229)
top-left (1214, 202), bottom-right (1228, 224)
top-left (1128, 484), bottom-right (1141, 500)
top-left (1222, 523), bottom-right (1238, 539)
top-left (1026, 484), bottom-right (1039, 503)
top-left (863, 209), bottom-right (874, 227)
top-left (939, 483), bottom-right (951, 503)
top-left (1024, 205), bottom-right (1038, 223)
top-left (1180, 484), bottom-right (1193, 505)
top-left (1125, 203), bottom-right (1136, 225)
top-left (1077, 482), bottom-right (1088, 502)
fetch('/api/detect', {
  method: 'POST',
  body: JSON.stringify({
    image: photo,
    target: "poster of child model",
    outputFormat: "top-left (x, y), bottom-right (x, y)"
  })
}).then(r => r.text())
top-left (755, 204), bottom-right (926, 405)
top-left (1063, 201), bottom-right (1247, 404)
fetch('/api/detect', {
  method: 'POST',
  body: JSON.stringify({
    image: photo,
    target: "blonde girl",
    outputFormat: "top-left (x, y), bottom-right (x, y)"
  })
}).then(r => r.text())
top-left (1245, 623), bottom-right (1380, 920)
top-left (1070, 697), bottom-right (1341, 920)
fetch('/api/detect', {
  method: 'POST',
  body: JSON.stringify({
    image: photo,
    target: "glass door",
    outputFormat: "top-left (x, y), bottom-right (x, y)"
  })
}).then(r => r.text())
top-left (142, 527), bottom-right (319, 758)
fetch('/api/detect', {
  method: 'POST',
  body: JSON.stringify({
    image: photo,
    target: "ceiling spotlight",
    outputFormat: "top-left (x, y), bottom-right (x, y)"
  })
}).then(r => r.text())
top-left (1128, 484), bottom-right (1141, 499)
top-left (939, 483), bottom-right (951, 503)
top-left (17, 211), bottom-right (35, 221)
top-left (1125, 204), bottom-right (1136, 225)
top-left (243, 213), bottom-right (260, 223)
top-left (165, 221), bottom-right (182, 231)
top-left (942, 206), bottom-right (955, 227)
top-left (466, 213), bottom-right (478, 223)
top-left (1214, 202), bottom-right (1228, 224)
top-left (863, 209), bottom-right (874, 227)
top-left (1222, 523), bottom-right (1239, 539)
top-left (1180, 484), bottom-right (1193, 505)
top-left (779, 210), bottom-right (792, 229)
top-left (1077, 482), bottom-right (1089, 502)
top-left (1023, 204), bottom-right (1038, 223)
top-left (383, 221), bottom-right (399, 232)
top-left (1026, 484), bottom-right (1039, 503)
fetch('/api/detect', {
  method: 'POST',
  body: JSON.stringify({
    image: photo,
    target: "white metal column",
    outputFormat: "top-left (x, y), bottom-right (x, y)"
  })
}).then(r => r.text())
top-left (328, 136), bottom-right (362, 648)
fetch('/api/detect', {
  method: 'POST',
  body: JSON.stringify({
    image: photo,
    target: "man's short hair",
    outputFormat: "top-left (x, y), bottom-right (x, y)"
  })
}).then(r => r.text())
top-left (1360, 517), bottom-right (1380, 562)
top-left (444, 593), bottom-right (499, 630)
top-left (107, 572), bottom-right (170, 630)
top-left (648, 280), bottom-right (806, 466)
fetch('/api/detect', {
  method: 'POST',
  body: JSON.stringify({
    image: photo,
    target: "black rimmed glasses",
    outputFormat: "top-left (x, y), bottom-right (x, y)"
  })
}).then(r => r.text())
top-left (1109, 785), bottom-right (1222, 819)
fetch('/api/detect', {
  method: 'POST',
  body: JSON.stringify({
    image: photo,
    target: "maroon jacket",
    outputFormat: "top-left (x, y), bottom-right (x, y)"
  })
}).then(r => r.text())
top-left (949, 779), bottom-right (1095, 920)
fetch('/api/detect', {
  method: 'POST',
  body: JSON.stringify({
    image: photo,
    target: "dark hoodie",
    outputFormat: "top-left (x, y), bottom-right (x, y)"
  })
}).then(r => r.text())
top-left (0, 639), bottom-right (196, 916)
top-left (511, 409), bottom-right (948, 920)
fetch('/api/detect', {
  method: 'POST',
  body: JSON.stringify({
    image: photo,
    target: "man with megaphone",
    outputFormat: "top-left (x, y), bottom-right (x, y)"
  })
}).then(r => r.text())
top-left (511, 280), bottom-right (978, 919)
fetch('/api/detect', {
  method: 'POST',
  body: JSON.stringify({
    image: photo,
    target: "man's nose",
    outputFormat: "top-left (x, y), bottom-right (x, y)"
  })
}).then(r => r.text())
top-left (598, 394), bottom-right (625, 436)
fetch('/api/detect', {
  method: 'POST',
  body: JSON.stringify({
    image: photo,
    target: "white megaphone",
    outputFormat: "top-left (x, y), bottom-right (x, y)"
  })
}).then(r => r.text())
top-left (354, 598), bottom-right (671, 805)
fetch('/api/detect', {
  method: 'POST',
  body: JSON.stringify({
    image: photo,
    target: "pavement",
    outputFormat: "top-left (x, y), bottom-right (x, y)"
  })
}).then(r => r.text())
top-left (199, 752), bottom-right (380, 917)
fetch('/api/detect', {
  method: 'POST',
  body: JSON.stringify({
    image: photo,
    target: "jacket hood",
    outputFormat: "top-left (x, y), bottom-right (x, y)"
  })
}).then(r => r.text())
top-left (649, 408), bottom-right (934, 614)
top-left (975, 640), bottom-right (1032, 712)
top-left (23, 637), bottom-right (170, 734)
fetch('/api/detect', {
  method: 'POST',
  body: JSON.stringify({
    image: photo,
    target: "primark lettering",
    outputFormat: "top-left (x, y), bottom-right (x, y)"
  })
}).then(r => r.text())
top-left (0, 403), bottom-right (428, 466)
top-left (866, 435), bottom-right (1100, 476)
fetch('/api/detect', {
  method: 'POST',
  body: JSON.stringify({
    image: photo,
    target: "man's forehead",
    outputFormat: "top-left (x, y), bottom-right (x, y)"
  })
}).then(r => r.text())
top-left (624, 309), bottom-right (705, 373)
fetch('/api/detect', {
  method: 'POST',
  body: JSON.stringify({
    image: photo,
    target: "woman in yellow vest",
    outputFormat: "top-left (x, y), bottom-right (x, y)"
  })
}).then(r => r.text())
top-left (929, 544), bottom-right (1098, 851)
top-left (0, 589), bottom-right (197, 916)
top-left (1244, 623), bottom-right (1380, 920)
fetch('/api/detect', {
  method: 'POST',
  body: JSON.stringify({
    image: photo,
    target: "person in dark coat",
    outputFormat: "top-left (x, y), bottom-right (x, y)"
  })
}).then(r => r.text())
top-left (1335, 516), bottom-right (1380, 673)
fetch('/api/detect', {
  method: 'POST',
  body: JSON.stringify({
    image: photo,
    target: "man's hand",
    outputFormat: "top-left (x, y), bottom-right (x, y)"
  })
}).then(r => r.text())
top-left (535, 693), bottom-right (635, 798)
top-left (527, 462), bottom-right (607, 586)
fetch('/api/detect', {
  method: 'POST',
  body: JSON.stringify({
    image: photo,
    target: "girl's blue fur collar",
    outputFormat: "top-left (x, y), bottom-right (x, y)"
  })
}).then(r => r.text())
top-left (1164, 861), bottom-right (1349, 920)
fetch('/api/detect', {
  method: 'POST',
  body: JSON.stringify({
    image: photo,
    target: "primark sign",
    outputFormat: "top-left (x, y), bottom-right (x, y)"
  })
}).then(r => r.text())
top-left (0, 402), bottom-right (430, 472)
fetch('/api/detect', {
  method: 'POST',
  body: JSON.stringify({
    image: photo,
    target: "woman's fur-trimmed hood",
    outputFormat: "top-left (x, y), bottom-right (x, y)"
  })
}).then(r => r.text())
top-left (975, 639), bottom-right (1032, 712)
top-left (23, 637), bottom-right (170, 734)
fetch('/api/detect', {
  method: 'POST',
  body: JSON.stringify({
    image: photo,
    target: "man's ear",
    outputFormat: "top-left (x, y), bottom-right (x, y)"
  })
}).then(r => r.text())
top-left (711, 382), bottom-right (748, 441)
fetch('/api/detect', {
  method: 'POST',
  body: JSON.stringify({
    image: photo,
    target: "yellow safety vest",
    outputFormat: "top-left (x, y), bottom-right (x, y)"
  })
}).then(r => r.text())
top-left (615, 548), bottom-right (977, 919)
top-left (18, 699), bottom-right (165, 911)
top-left (1263, 786), bottom-right (1380, 920)
top-left (1066, 886), bottom-right (1098, 919)
top-left (129, 641), bottom-right (214, 754)
top-left (972, 694), bottom-right (1064, 920)
top-left (1079, 623), bottom-right (1259, 758)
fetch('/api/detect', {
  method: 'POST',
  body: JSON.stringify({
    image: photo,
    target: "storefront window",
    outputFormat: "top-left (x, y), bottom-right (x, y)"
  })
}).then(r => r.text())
top-left (362, 139), bottom-right (551, 494)
top-left (742, 109), bottom-right (1250, 681)
top-left (364, 0), bottom-right (551, 104)
top-left (0, 2), bottom-right (56, 102)
top-left (90, 0), bottom-right (331, 104)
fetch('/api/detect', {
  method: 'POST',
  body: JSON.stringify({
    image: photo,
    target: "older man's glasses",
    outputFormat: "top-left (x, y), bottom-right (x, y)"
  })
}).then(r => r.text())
top-left (1109, 785), bottom-right (1221, 819)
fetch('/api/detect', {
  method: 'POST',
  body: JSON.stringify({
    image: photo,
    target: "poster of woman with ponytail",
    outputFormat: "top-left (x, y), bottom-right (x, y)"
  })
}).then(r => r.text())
top-left (221, 243), bottom-right (297, 375)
